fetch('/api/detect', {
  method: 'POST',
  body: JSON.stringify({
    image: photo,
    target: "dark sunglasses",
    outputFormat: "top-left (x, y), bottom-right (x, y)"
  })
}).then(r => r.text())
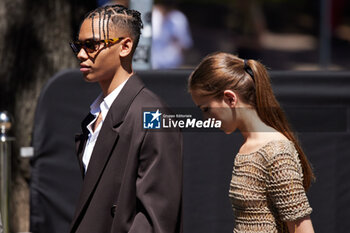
top-left (69, 37), bottom-right (124, 55)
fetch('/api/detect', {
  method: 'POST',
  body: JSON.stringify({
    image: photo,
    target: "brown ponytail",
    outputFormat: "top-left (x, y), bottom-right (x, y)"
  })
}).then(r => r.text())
top-left (247, 59), bottom-right (315, 190)
top-left (189, 52), bottom-right (315, 191)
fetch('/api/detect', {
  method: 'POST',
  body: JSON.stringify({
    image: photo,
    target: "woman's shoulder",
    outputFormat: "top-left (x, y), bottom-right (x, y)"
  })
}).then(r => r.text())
top-left (261, 139), bottom-right (296, 155)
top-left (260, 139), bottom-right (300, 166)
top-left (238, 132), bottom-right (292, 155)
top-left (236, 139), bottom-right (295, 163)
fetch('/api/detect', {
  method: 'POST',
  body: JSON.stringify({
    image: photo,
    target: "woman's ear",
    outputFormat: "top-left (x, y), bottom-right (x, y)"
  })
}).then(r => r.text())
top-left (223, 90), bottom-right (237, 107)
top-left (119, 37), bottom-right (133, 57)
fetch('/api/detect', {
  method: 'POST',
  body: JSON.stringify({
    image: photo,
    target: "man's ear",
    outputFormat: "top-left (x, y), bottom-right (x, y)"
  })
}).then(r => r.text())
top-left (119, 37), bottom-right (133, 57)
top-left (223, 90), bottom-right (237, 107)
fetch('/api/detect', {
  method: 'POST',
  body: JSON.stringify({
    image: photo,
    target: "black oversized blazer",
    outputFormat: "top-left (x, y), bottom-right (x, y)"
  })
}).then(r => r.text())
top-left (70, 75), bottom-right (183, 233)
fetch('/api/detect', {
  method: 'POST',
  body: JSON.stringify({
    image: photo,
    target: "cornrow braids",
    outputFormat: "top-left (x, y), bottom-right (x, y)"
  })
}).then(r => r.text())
top-left (106, 13), bottom-right (111, 39)
top-left (98, 11), bottom-right (102, 40)
top-left (84, 4), bottom-right (143, 49)
top-left (91, 15), bottom-right (95, 39)
top-left (102, 10), bottom-right (106, 39)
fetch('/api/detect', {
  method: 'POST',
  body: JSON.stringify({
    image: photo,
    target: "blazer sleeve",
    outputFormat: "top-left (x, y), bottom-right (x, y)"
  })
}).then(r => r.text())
top-left (128, 129), bottom-right (183, 233)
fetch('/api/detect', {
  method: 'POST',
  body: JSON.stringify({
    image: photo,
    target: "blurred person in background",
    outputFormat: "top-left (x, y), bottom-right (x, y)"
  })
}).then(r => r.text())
top-left (152, 0), bottom-right (193, 69)
top-left (188, 52), bottom-right (315, 233)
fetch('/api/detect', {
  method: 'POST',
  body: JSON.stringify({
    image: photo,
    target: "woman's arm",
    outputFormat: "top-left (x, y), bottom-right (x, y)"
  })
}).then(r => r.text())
top-left (286, 216), bottom-right (315, 233)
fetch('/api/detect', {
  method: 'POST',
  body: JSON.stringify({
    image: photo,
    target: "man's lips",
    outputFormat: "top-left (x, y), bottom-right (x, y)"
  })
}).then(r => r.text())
top-left (80, 64), bottom-right (91, 73)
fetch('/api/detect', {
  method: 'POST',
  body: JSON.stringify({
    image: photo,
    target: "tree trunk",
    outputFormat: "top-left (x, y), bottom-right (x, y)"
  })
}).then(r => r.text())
top-left (0, 0), bottom-right (96, 231)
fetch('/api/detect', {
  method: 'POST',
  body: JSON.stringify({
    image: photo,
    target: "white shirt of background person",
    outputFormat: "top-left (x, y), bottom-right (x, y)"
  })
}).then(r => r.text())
top-left (151, 6), bottom-right (193, 69)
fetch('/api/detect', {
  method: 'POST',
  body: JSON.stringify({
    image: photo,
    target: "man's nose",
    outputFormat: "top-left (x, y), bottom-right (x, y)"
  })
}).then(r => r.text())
top-left (77, 48), bottom-right (88, 61)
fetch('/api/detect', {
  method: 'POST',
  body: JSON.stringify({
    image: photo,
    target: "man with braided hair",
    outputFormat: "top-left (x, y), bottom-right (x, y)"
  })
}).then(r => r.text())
top-left (69, 4), bottom-right (183, 233)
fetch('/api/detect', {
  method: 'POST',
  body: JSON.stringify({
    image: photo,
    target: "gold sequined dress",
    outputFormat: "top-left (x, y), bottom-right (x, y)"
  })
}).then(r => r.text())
top-left (229, 140), bottom-right (312, 233)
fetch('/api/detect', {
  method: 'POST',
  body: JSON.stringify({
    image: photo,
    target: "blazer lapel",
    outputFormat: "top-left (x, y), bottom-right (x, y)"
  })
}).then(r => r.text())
top-left (71, 75), bottom-right (145, 230)
top-left (75, 113), bottom-right (95, 177)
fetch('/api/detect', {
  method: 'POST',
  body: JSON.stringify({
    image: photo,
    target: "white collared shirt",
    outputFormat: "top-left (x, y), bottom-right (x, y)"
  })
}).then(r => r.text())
top-left (82, 80), bottom-right (127, 173)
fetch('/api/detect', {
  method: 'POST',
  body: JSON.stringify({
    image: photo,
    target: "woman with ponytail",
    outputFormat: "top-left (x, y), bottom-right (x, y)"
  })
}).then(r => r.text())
top-left (188, 52), bottom-right (315, 233)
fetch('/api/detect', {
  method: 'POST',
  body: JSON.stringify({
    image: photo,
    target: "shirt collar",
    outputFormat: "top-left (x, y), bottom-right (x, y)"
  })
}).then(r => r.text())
top-left (89, 79), bottom-right (128, 120)
top-left (104, 80), bottom-right (127, 110)
top-left (90, 93), bottom-right (103, 117)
